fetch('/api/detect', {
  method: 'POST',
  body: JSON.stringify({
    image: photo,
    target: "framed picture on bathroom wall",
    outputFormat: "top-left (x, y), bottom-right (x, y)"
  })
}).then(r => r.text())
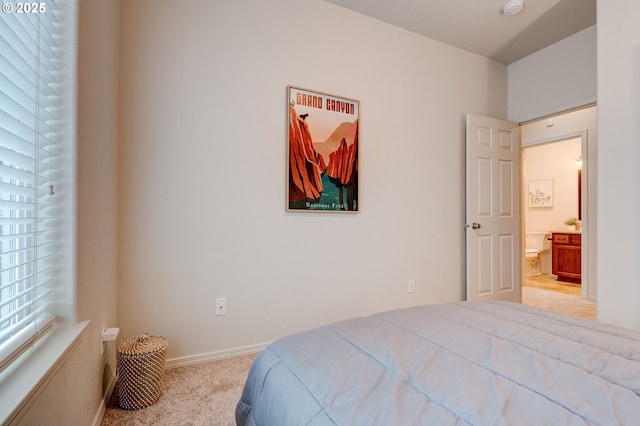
top-left (528, 179), bottom-right (554, 208)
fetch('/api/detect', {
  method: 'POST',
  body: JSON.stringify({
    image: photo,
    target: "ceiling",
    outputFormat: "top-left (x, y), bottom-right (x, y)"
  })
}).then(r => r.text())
top-left (324, 0), bottom-right (596, 64)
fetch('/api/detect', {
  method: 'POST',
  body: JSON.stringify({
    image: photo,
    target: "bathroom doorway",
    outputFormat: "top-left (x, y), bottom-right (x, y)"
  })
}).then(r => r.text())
top-left (522, 139), bottom-right (591, 315)
top-left (519, 106), bottom-right (597, 317)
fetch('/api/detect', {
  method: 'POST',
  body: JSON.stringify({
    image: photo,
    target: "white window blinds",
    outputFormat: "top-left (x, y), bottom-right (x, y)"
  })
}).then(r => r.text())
top-left (0, 0), bottom-right (75, 373)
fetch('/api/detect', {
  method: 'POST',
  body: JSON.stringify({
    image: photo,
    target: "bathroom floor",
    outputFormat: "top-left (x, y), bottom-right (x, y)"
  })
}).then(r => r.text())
top-left (522, 274), bottom-right (596, 320)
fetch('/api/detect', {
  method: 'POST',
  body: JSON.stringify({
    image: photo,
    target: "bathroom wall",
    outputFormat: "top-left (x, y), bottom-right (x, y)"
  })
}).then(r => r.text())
top-left (523, 137), bottom-right (582, 233)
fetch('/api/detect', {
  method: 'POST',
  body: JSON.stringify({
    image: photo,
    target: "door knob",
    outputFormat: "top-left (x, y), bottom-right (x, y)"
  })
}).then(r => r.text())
top-left (471, 222), bottom-right (481, 229)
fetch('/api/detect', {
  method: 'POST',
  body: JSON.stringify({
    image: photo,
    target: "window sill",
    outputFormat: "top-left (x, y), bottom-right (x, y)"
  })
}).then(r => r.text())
top-left (0, 321), bottom-right (89, 425)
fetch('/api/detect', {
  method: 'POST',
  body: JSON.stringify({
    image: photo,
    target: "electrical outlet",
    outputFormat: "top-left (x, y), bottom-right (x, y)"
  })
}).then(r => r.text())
top-left (215, 298), bottom-right (227, 316)
top-left (408, 280), bottom-right (416, 293)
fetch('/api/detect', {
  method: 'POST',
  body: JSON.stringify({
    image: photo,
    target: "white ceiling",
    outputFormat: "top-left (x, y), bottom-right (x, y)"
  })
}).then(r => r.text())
top-left (324, 0), bottom-right (596, 64)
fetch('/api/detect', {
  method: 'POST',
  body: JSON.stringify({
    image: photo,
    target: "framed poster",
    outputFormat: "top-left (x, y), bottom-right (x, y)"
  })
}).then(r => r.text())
top-left (528, 179), bottom-right (554, 207)
top-left (287, 86), bottom-right (359, 212)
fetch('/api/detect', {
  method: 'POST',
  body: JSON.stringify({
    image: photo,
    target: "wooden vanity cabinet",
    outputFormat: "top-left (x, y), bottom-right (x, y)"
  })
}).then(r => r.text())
top-left (551, 233), bottom-right (581, 284)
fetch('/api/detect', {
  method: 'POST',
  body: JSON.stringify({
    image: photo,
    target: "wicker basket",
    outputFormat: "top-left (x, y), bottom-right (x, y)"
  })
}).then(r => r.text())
top-left (117, 334), bottom-right (168, 410)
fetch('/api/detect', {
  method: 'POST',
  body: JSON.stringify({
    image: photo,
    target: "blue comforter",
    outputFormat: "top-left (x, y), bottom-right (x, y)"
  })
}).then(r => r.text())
top-left (236, 301), bottom-right (640, 425)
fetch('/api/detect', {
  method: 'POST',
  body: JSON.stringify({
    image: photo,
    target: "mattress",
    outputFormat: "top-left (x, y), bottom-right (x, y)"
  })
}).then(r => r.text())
top-left (236, 301), bottom-right (640, 425)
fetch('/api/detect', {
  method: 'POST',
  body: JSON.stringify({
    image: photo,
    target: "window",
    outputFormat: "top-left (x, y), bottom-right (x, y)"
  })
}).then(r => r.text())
top-left (0, 0), bottom-right (75, 373)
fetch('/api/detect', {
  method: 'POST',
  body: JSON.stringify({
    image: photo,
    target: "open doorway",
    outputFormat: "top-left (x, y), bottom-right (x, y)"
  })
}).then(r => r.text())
top-left (521, 139), bottom-right (594, 318)
top-left (519, 106), bottom-right (597, 319)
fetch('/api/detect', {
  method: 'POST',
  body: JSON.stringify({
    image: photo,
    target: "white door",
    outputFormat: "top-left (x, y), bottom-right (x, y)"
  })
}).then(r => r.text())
top-left (466, 114), bottom-right (521, 302)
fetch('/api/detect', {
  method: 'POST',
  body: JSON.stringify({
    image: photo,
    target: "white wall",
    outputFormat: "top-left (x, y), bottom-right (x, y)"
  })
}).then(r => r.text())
top-left (17, 0), bottom-right (121, 424)
top-left (523, 138), bottom-right (582, 232)
top-left (508, 25), bottom-right (596, 123)
top-left (117, 0), bottom-right (507, 362)
top-left (75, 0), bottom-right (120, 413)
top-left (596, 1), bottom-right (640, 329)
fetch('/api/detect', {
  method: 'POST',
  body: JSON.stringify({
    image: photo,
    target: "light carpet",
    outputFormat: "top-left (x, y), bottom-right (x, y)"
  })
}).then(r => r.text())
top-left (101, 279), bottom-right (594, 425)
top-left (522, 274), bottom-right (596, 320)
top-left (101, 353), bottom-right (256, 426)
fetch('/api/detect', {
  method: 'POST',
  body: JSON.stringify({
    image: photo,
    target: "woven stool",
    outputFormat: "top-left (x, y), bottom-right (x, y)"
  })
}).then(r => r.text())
top-left (117, 333), bottom-right (168, 410)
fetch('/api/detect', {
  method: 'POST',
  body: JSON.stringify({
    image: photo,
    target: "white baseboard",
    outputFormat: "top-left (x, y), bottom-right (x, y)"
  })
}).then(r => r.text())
top-left (92, 403), bottom-right (105, 426)
top-left (165, 342), bottom-right (270, 369)
top-left (92, 371), bottom-right (117, 426)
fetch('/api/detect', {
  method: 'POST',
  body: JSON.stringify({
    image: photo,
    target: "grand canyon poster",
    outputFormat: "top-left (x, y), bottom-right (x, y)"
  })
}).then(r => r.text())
top-left (287, 86), bottom-right (359, 212)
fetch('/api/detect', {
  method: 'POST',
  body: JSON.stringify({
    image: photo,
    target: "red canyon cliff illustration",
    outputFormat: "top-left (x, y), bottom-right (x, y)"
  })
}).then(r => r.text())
top-left (288, 106), bottom-right (358, 210)
top-left (326, 124), bottom-right (358, 210)
top-left (288, 107), bottom-right (326, 203)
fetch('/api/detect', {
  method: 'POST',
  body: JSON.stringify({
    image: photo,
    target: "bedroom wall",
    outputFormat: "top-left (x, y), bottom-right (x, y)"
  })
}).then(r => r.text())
top-left (117, 0), bottom-right (508, 362)
top-left (596, 1), bottom-right (640, 329)
top-left (508, 25), bottom-right (596, 123)
top-left (74, 0), bottom-right (120, 416)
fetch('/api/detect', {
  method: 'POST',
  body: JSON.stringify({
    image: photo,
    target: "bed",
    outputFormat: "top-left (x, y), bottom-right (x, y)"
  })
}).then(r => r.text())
top-left (236, 301), bottom-right (640, 425)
